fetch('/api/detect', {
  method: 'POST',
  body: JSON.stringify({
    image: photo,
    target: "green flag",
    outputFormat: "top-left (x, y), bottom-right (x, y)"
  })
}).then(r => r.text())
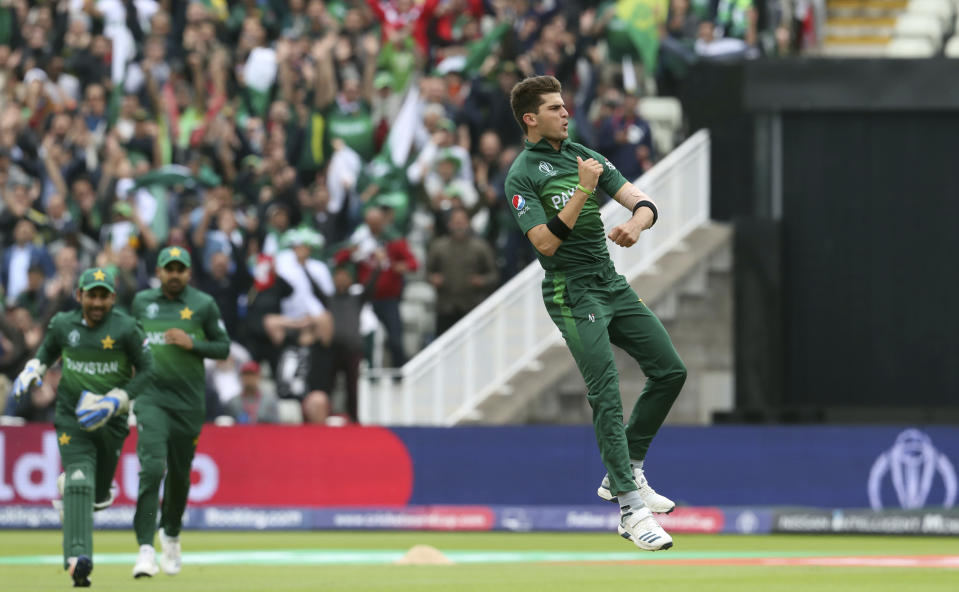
top-left (461, 22), bottom-right (511, 77)
top-left (615, 0), bottom-right (668, 73)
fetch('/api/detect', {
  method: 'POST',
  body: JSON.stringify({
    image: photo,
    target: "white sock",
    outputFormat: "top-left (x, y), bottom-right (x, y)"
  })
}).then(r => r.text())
top-left (618, 490), bottom-right (644, 513)
top-left (630, 459), bottom-right (645, 471)
top-left (140, 544), bottom-right (155, 554)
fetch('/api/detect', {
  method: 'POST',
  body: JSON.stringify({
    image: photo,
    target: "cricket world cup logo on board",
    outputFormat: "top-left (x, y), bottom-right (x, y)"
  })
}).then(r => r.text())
top-left (867, 429), bottom-right (957, 510)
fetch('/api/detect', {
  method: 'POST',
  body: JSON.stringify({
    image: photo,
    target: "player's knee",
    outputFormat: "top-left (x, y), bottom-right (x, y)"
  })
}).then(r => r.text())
top-left (63, 463), bottom-right (94, 493)
top-left (138, 459), bottom-right (166, 484)
top-left (302, 390), bottom-right (330, 424)
top-left (668, 359), bottom-right (687, 384)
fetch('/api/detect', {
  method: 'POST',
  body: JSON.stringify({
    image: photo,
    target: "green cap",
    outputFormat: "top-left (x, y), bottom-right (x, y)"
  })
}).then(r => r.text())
top-left (77, 267), bottom-right (116, 293)
top-left (113, 201), bottom-right (133, 217)
top-left (157, 246), bottom-right (192, 268)
top-left (280, 227), bottom-right (324, 250)
top-left (373, 71), bottom-right (394, 90)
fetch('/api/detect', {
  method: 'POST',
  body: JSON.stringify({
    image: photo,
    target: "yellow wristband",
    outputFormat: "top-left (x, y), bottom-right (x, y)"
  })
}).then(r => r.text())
top-left (576, 183), bottom-right (595, 196)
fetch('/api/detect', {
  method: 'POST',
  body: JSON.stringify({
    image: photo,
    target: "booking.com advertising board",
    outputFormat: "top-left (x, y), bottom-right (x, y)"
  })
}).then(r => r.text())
top-left (1, 425), bottom-right (957, 535)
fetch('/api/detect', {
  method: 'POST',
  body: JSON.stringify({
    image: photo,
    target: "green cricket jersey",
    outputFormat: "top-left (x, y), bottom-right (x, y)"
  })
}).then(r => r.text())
top-left (131, 285), bottom-right (230, 412)
top-left (504, 138), bottom-right (629, 272)
top-left (35, 309), bottom-right (154, 425)
top-left (326, 100), bottom-right (375, 162)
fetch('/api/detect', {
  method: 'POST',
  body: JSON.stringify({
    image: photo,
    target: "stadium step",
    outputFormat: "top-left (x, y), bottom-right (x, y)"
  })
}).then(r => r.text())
top-left (822, 0), bottom-right (912, 57)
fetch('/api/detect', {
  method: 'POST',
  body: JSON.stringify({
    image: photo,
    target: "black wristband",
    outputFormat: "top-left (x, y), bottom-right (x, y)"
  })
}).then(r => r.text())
top-left (632, 200), bottom-right (658, 226)
top-left (546, 215), bottom-right (572, 241)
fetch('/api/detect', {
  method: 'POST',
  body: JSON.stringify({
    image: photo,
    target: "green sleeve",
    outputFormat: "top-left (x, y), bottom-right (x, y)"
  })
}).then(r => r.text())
top-left (120, 319), bottom-right (154, 397)
top-left (191, 298), bottom-right (230, 360)
top-left (130, 291), bottom-right (145, 318)
top-left (504, 169), bottom-right (547, 235)
top-left (35, 315), bottom-right (63, 368)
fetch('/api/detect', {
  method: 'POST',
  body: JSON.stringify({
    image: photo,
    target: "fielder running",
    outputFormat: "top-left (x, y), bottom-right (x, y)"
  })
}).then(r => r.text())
top-left (130, 246), bottom-right (230, 577)
top-left (12, 267), bottom-right (154, 587)
top-left (505, 76), bottom-right (686, 551)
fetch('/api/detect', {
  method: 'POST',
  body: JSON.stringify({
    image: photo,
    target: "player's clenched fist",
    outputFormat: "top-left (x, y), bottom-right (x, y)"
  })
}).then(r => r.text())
top-left (576, 156), bottom-right (603, 192)
top-left (76, 388), bottom-right (130, 431)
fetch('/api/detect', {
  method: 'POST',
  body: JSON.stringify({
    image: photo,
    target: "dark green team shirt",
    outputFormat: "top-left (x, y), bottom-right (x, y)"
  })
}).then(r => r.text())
top-left (326, 100), bottom-right (375, 162)
top-left (131, 286), bottom-right (230, 412)
top-left (35, 309), bottom-right (154, 426)
top-left (504, 139), bottom-right (629, 272)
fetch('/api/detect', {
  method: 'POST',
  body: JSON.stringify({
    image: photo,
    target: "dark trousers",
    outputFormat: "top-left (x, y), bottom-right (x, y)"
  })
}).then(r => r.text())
top-left (543, 263), bottom-right (686, 497)
top-left (435, 309), bottom-right (468, 337)
top-left (372, 298), bottom-right (406, 367)
top-left (331, 348), bottom-right (363, 421)
top-left (133, 402), bottom-right (204, 544)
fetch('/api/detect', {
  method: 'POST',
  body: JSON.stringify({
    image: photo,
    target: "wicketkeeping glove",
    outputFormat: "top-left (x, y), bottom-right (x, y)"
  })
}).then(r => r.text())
top-left (76, 388), bottom-right (130, 431)
top-left (12, 359), bottom-right (47, 400)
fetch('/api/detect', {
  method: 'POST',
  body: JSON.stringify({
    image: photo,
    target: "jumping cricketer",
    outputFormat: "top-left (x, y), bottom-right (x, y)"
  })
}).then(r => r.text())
top-left (505, 76), bottom-right (687, 551)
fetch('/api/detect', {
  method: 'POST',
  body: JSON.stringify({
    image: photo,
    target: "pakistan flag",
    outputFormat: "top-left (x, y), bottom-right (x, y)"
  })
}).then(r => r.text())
top-left (606, 0), bottom-right (669, 73)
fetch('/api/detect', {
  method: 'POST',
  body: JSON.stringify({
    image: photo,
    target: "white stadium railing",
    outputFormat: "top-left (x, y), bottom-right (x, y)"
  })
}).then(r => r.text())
top-left (359, 129), bottom-right (711, 426)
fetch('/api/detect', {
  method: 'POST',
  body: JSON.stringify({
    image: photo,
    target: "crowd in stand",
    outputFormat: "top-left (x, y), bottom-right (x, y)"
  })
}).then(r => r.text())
top-left (0, 0), bottom-right (794, 425)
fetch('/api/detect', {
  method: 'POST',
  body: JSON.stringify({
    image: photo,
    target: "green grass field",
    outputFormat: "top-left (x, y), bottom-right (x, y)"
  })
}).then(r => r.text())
top-left (2, 530), bottom-right (957, 591)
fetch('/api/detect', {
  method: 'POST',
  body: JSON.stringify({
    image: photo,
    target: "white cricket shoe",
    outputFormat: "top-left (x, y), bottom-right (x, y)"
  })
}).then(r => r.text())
top-left (618, 506), bottom-right (673, 551)
top-left (159, 529), bottom-right (182, 575)
top-left (133, 545), bottom-right (159, 578)
top-left (597, 468), bottom-right (676, 514)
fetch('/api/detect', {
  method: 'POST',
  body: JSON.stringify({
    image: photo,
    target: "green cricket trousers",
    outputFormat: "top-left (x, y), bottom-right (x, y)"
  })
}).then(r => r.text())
top-left (56, 417), bottom-right (129, 567)
top-left (543, 261), bottom-right (686, 497)
top-left (133, 401), bottom-right (204, 545)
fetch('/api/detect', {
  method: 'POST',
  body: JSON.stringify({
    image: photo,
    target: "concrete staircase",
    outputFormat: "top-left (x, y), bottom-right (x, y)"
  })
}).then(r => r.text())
top-left (823, 0), bottom-right (909, 56)
top-left (458, 222), bottom-right (734, 426)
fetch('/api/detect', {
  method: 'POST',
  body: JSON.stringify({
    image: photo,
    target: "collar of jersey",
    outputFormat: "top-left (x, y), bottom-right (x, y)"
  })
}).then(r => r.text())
top-left (524, 137), bottom-right (566, 152)
top-left (160, 287), bottom-right (187, 302)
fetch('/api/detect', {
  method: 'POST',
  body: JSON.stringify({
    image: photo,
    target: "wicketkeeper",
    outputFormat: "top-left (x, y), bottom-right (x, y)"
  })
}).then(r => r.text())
top-left (12, 267), bottom-right (154, 587)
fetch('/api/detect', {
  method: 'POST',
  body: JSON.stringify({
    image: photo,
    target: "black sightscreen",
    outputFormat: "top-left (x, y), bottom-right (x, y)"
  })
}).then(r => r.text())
top-left (781, 112), bottom-right (959, 408)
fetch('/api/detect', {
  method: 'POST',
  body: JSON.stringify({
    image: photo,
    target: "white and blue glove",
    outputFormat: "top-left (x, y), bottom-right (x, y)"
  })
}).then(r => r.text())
top-left (12, 359), bottom-right (47, 400)
top-left (76, 388), bottom-right (130, 431)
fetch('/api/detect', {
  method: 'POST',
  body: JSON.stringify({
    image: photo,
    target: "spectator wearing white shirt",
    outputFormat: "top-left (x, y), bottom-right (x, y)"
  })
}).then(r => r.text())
top-left (274, 228), bottom-right (334, 344)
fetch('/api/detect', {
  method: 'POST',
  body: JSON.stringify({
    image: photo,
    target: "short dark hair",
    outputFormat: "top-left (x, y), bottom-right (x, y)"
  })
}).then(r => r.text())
top-left (510, 75), bottom-right (562, 135)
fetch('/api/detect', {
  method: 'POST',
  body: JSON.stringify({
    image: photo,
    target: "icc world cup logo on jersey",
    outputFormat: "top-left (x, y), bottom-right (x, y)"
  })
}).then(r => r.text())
top-left (867, 429), bottom-right (957, 510)
top-left (538, 161), bottom-right (557, 176)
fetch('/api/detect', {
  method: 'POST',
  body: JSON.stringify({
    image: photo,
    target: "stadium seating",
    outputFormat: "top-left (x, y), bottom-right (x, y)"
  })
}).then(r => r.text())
top-left (884, 35), bottom-right (938, 55)
top-left (944, 33), bottom-right (959, 55)
top-left (638, 97), bottom-right (684, 156)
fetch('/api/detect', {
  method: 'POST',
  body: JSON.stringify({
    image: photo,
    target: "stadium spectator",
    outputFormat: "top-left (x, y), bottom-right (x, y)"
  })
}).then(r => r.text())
top-left (328, 260), bottom-right (382, 423)
top-left (225, 361), bottom-right (280, 425)
top-left (273, 228), bottom-right (335, 408)
top-left (596, 89), bottom-right (655, 181)
top-left (426, 207), bottom-right (498, 336)
top-left (334, 205), bottom-right (418, 367)
top-left (2, 219), bottom-right (53, 306)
